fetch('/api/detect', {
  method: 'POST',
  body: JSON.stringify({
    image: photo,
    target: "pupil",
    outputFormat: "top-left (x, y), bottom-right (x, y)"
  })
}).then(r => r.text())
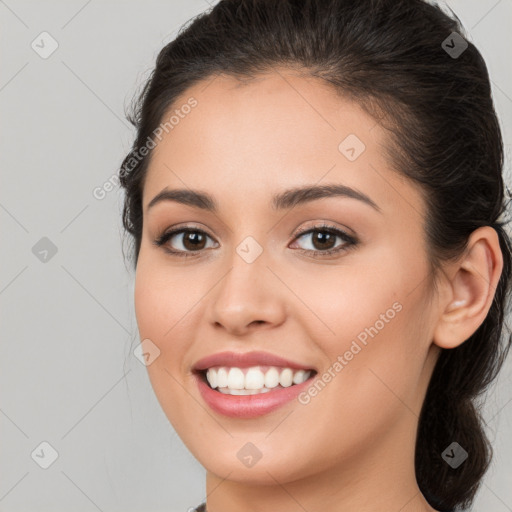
top-left (314, 231), bottom-right (334, 250)
top-left (184, 232), bottom-right (204, 250)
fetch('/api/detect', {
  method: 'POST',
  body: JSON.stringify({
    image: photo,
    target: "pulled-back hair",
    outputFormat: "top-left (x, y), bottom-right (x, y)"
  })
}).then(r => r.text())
top-left (118, 1), bottom-right (512, 509)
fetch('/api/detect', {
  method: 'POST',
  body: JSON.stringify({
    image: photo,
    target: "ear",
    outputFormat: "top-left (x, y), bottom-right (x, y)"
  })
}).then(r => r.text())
top-left (433, 226), bottom-right (504, 349)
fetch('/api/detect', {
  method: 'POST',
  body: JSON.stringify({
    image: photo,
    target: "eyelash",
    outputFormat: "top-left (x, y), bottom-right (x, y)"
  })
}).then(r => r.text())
top-left (153, 223), bottom-right (358, 259)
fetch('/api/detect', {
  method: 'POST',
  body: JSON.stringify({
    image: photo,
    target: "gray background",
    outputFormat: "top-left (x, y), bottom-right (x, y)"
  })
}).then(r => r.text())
top-left (1, 1), bottom-right (511, 511)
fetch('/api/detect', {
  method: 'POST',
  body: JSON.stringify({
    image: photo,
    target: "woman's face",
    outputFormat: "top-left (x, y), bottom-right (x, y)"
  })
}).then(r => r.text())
top-left (134, 70), bottom-right (442, 485)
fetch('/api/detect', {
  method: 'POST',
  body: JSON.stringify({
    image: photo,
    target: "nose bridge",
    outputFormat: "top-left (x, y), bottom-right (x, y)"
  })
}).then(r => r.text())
top-left (207, 232), bottom-right (285, 333)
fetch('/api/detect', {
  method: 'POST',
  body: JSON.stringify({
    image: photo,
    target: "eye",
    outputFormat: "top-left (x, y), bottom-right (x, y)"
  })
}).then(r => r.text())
top-left (153, 226), bottom-right (217, 257)
top-left (153, 222), bottom-right (358, 259)
top-left (290, 223), bottom-right (358, 258)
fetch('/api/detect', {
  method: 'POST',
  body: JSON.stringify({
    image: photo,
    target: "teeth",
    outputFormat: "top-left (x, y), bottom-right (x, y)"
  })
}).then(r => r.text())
top-left (227, 368), bottom-right (245, 389)
top-left (292, 369), bottom-right (307, 385)
top-left (217, 367), bottom-right (228, 388)
top-left (245, 368), bottom-right (265, 390)
top-left (217, 387), bottom-right (272, 395)
top-left (279, 368), bottom-right (293, 387)
top-left (264, 367), bottom-right (280, 388)
top-left (205, 366), bottom-right (312, 394)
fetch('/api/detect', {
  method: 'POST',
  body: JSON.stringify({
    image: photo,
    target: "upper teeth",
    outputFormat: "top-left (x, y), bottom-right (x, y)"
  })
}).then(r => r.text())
top-left (205, 366), bottom-right (312, 390)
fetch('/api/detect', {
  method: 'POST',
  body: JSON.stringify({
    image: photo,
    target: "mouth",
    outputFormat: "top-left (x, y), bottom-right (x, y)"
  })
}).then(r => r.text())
top-left (191, 351), bottom-right (319, 417)
top-left (194, 365), bottom-right (318, 396)
top-left (193, 364), bottom-right (318, 418)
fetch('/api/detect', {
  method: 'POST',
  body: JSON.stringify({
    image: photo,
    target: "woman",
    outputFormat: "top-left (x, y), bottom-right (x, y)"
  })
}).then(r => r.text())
top-left (118, 0), bottom-right (512, 511)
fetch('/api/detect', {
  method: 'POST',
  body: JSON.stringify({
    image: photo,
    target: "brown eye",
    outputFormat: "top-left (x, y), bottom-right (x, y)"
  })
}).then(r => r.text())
top-left (154, 227), bottom-right (217, 256)
top-left (291, 224), bottom-right (358, 258)
top-left (309, 231), bottom-right (337, 251)
top-left (181, 231), bottom-right (207, 251)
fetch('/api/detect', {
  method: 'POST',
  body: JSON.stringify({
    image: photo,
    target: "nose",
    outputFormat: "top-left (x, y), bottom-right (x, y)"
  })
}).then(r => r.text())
top-left (206, 246), bottom-right (286, 337)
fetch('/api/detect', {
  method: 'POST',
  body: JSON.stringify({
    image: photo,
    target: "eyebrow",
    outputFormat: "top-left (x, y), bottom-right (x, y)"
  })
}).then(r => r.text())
top-left (146, 184), bottom-right (381, 213)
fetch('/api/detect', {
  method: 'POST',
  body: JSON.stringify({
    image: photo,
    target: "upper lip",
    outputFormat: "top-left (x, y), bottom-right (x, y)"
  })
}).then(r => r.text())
top-left (192, 351), bottom-right (317, 372)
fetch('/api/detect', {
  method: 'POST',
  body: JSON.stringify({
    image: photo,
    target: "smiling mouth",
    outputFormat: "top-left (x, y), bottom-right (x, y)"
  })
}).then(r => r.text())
top-left (196, 366), bottom-right (318, 396)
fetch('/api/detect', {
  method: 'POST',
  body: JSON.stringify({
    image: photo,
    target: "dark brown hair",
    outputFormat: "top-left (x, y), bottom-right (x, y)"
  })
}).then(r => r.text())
top-left (118, 1), bottom-right (512, 510)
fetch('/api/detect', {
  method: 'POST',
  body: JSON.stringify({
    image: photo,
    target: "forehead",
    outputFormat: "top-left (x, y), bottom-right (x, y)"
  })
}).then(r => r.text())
top-left (141, 69), bottom-right (418, 218)
top-left (150, 69), bottom-right (382, 160)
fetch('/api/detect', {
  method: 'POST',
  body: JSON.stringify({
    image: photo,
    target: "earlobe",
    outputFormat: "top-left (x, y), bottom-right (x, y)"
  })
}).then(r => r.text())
top-left (433, 226), bottom-right (503, 350)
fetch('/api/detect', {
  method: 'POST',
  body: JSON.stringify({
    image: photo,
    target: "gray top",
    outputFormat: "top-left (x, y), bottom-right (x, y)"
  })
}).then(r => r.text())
top-left (192, 499), bottom-right (455, 511)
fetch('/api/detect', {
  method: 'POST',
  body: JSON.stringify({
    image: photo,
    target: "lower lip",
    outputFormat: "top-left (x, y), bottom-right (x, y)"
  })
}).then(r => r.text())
top-left (194, 372), bottom-right (315, 418)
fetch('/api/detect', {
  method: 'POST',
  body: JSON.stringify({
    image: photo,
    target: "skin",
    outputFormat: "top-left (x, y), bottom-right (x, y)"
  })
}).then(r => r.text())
top-left (133, 69), bottom-right (503, 512)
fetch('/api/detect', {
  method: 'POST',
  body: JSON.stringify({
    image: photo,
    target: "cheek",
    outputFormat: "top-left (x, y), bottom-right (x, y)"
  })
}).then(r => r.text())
top-left (288, 306), bottom-right (427, 470)
top-left (133, 261), bottom-right (188, 392)
top-left (133, 257), bottom-right (209, 383)
top-left (134, 257), bottom-right (191, 339)
top-left (295, 251), bottom-right (430, 414)
top-left (133, 262), bottom-right (196, 427)
top-left (134, 266), bottom-right (166, 340)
